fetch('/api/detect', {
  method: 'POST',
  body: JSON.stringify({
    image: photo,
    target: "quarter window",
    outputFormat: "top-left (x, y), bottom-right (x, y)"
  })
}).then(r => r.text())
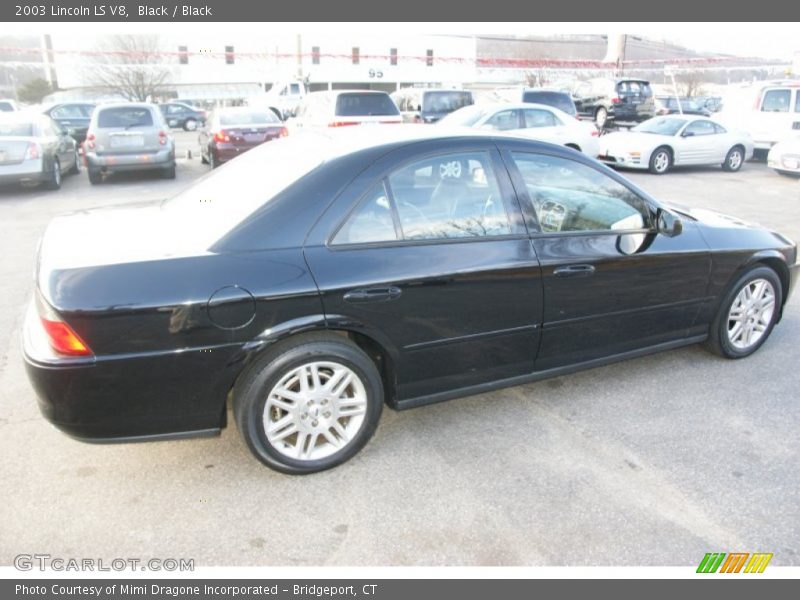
top-left (511, 152), bottom-right (650, 233)
top-left (333, 182), bottom-right (398, 245)
top-left (388, 152), bottom-right (510, 240)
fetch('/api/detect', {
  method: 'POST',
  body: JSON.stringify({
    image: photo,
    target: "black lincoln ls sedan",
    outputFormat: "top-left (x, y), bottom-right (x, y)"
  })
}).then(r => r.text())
top-left (24, 128), bottom-right (798, 474)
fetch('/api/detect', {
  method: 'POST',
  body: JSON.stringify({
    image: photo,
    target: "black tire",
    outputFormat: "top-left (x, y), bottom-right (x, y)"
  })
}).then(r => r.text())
top-left (722, 145), bottom-right (745, 172)
top-left (200, 147), bottom-right (209, 164)
top-left (183, 118), bottom-right (197, 132)
top-left (234, 334), bottom-right (383, 474)
top-left (649, 146), bottom-right (672, 174)
top-left (44, 158), bottom-right (61, 190)
top-left (209, 150), bottom-right (219, 169)
top-left (87, 168), bottom-right (102, 185)
top-left (162, 164), bottom-right (176, 179)
top-left (68, 148), bottom-right (81, 175)
top-left (705, 265), bottom-right (782, 359)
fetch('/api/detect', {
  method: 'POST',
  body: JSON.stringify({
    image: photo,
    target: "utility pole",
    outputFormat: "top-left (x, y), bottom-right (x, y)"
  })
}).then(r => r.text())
top-left (296, 33), bottom-right (303, 80)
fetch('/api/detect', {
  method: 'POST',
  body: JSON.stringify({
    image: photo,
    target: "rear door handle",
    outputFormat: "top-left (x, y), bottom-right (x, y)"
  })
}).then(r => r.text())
top-left (343, 286), bottom-right (402, 303)
top-left (553, 264), bottom-right (596, 278)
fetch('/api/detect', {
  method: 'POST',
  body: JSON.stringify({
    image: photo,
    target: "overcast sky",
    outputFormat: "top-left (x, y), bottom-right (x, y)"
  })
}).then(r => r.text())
top-left (661, 31), bottom-right (799, 61)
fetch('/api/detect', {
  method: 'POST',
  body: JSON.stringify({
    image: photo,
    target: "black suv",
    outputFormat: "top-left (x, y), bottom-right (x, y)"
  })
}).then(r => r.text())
top-left (573, 79), bottom-right (655, 128)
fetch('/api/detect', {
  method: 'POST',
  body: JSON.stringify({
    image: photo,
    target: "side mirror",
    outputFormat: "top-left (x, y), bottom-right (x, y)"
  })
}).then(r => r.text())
top-left (656, 208), bottom-right (683, 237)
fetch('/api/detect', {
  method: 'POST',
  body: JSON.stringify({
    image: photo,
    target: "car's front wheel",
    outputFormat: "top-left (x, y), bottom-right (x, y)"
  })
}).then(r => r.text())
top-left (68, 148), bottom-right (81, 175)
top-left (706, 265), bottom-right (782, 359)
top-left (234, 334), bottom-right (383, 474)
top-left (649, 147), bottom-right (672, 174)
top-left (595, 107), bottom-right (608, 129)
top-left (183, 118), bottom-right (197, 131)
top-left (723, 146), bottom-right (745, 172)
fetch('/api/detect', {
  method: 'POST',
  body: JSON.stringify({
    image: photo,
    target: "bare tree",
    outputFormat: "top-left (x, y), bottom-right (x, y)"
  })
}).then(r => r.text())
top-left (675, 70), bottom-right (708, 97)
top-left (88, 35), bottom-right (173, 101)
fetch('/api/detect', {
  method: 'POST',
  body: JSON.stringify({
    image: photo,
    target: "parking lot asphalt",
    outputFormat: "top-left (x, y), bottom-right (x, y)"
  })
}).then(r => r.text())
top-left (1, 131), bottom-right (799, 567)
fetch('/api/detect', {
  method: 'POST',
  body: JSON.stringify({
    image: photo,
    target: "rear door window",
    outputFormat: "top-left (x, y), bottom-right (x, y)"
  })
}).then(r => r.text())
top-left (333, 182), bottom-right (399, 245)
top-left (335, 93), bottom-right (399, 117)
top-left (387, 152), bottom-right (511, 240)
top-left (523, 109), bottom-right (561, 128)
top-left (97, 107), bottom-right (155, 128)
top-left (484, 109), bottom-right (520, 131)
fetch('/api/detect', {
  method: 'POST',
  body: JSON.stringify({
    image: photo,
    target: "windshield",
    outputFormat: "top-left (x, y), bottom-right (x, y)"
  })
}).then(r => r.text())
top-left (161, 134), bottom-right (327, 246)
top-left (219, 110), bottom-right (280, 126)
top-left (335, 93), bottom-right (399, 117)
top-left (438, 105), bottom-right (488, 127)
top-left (632, 117), bottom-right (687, 136)
top-left (422, 91), bottom-right (472, 114)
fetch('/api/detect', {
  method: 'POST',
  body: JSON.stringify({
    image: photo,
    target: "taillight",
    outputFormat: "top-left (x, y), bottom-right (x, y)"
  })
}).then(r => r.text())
top-left (158, 130), bottom-right (168, 145)
top-left (279, 126), bottom-right (289, 137)
top-left (329, 121), bottom-right (359, 127)
top-left (612, 97), bottom-right (621, 104)
top-left (213, 130), bottom-right (229, 142)
top-left (85, 133), bottom-right (95, 150)
top-left (24, 142), bottom-right (40, 160)
top-left (36, 296), bottom-right (92, 357)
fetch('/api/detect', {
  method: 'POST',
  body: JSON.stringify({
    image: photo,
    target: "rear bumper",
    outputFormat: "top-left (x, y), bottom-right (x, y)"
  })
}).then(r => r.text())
top-left (213, 143), bottom-right (260, 164)
top-left (0, 158), bottom-right (45, 185)
top-left (86, 148), bottom-right (175, 172)
top-left (22, 302), bottom-right (235, 442)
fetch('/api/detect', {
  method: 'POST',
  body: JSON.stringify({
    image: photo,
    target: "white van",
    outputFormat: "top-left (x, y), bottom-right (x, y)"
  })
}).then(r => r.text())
top-left (743, 81), bottom-right (800, 150)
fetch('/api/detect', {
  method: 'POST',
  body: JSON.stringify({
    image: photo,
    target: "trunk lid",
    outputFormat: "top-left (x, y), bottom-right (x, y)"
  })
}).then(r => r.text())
top-left (0, 136), bottom-right (33, 165)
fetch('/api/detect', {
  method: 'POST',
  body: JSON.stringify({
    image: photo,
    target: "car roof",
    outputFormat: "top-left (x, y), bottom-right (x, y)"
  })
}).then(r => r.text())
top-left (95, 102), bottom-right (158, 110)
top-left (311, 90), bottom-right (392, 97)
top-left (460, 102), bottom-right (570, 114)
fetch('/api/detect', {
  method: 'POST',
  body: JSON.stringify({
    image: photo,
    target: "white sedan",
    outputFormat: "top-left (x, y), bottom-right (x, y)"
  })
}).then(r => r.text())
top-left (767, 136), bottom-right (800, 177)
top-left (597, 115), bottom-right (754, 174)
top-left (438, 103), bottom-right (600, 157)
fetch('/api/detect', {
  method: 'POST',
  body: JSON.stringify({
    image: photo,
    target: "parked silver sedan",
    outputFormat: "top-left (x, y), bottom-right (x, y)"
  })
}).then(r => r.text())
top-left (0, 112), bottom-right (80, 190)
top-left (598, 115), bottom-right (754, 174)
top-left (767, 135), bottom-right (800, 177)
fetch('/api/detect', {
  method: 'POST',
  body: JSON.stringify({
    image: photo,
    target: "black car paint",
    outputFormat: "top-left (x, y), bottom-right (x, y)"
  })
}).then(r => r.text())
top-left (24, 135), bottom-right (799, 442)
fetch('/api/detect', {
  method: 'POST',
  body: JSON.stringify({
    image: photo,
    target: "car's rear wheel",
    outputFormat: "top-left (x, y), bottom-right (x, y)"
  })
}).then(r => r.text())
top-left (44, 158), bottom-right (61, 190)
top-left (234, 334), bottom-right (383, 474)
top-left (209, 150), bottom-right (219, 169)
top-left (162, 164), bottom-right (176, 179)
top-left (595, 107), bottom-right (608, 129)
top-left (183, 118), bottom-right (197, 132)
top-left (200, 147), bottom-right (209, 164)
top-left (68, 148), bottom-right (81, 175)
top-left (649, 147), bottom-right (672, 174)
top-left (87, 167), bottom-right (102, 185)
top-left (705, 265), bottom-right (782, 359)
top-left (723, 146), bottom-right (744, 172)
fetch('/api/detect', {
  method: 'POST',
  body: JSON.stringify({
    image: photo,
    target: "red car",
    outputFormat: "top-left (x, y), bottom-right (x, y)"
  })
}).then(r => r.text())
top-left (199, 107), bottom-right (288, 168)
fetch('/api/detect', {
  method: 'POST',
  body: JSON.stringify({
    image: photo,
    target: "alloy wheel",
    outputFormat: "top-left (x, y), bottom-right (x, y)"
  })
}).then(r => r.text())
top-left (727, 278), bottom-right (775, 350)
top-left (263, 361), bottom-right (368, 461)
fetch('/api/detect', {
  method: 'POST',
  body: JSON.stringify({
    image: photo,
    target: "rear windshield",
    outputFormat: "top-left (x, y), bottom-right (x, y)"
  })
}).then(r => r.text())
top-left (522, 91), bottom-right (576, 116)
top-left (421, 91), bottom-right (473, 114)
top-left (617, 81), bottom-right (653, 97)
top-left (97, 107), bottom-right (155, 128)
top-left (219, 111), bottom-right (280, 126)
top-left (0, 122), bottom-right (34, 136)
top-left (335, 93), bottom-right (400, 117)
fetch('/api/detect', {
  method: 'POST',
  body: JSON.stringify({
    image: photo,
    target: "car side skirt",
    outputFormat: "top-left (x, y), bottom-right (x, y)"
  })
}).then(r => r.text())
top-left (395, 334), bottom-right (708, 410)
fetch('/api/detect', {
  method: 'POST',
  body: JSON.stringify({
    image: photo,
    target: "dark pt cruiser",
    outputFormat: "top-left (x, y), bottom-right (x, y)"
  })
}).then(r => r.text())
top-left (23, 128), bottom-right (799, 474)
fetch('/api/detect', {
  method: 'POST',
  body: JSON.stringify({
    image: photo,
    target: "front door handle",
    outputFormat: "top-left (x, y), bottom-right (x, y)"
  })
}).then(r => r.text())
top-left (553, 264), bottom-right (596, 278)
top-left (343, 286), bottom-right (402, 303)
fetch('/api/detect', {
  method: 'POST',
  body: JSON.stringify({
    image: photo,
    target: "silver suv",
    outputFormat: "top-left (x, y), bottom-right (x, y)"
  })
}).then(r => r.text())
top-left (84, 103), bottom-right (175, 184)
